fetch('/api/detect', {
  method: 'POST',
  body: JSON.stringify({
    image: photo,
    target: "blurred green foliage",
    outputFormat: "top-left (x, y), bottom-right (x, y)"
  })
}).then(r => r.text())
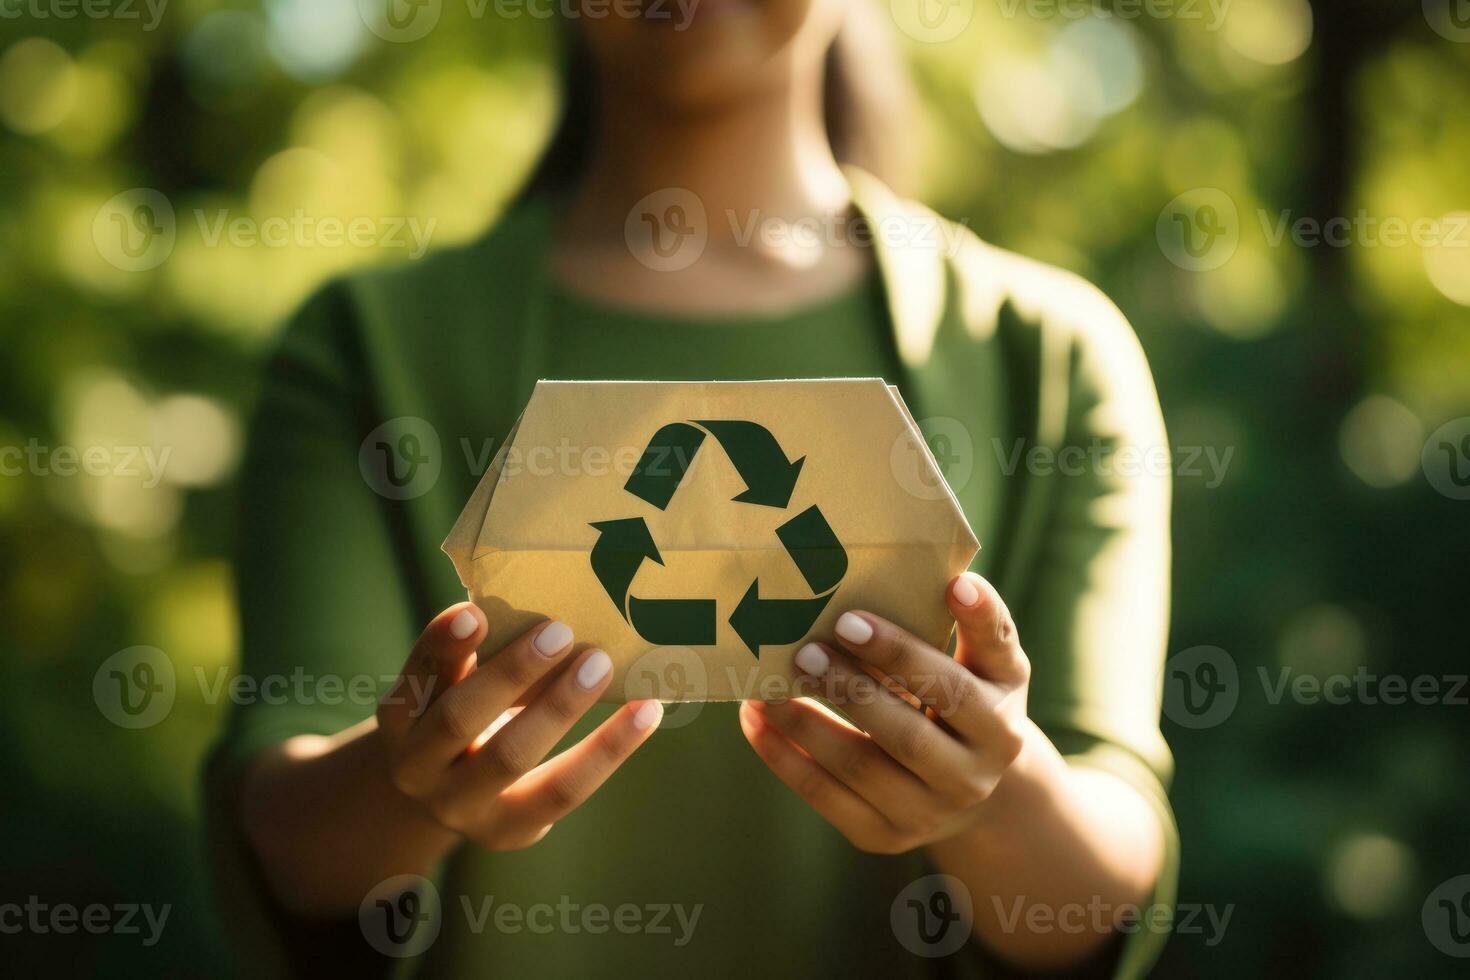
top-left (1, 0), bottom-right (1467, 975)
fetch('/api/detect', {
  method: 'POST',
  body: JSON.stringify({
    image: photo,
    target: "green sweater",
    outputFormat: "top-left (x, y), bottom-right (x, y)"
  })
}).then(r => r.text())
top-left (205, 171), bottom-right (1179, 979)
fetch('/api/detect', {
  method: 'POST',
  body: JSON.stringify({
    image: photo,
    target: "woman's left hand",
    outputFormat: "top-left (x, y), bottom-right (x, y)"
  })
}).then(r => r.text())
top-left (739, 572), bottom-right (1032, 854)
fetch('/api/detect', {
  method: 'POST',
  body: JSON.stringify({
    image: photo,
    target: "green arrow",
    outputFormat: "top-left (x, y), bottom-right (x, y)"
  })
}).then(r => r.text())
top-left (776, 504), bottom-right (847, 594)
top-left (589, 518), bottom-right (662, 620)
top-left (728, 579), bottom-right (835, 656)
top-left (625, 422), bottom-right (706, 510)
top-left (629, 596), bottom-right (716, 645)
top-left (693, 420), bottom-right (804, 508)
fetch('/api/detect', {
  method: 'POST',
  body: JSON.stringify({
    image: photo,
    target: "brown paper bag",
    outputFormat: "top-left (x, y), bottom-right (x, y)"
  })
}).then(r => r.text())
top-left (443, 379), bottom-right (977, 702)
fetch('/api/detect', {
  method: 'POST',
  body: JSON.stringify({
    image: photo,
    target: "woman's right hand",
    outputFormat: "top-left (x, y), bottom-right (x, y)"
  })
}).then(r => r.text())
top-left (376, 602), bottom-right (662, 851)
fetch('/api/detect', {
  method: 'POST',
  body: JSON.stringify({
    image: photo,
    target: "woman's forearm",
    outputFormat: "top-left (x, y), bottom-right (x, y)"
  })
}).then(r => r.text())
top-left (926, 720), bottom-right (1166, 970)
top-left (240, 718), bottom-right (462, 918)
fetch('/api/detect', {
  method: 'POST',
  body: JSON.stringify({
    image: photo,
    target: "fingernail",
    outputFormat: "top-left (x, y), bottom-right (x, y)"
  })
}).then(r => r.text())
top-left (952, 574), bottom-right (982, 607)
top-left (835, 612), bottom-right (873, 645)
top-left (633, 700), bottom-right (663, 730)
top-left (535, 621), bottom-right (573, 656)
top-left (794, 642), bottom-right (830, 676)
top-left (577, 649), bottom-right (612, 689)
top-left (449, 609), bottom-right (479, 640)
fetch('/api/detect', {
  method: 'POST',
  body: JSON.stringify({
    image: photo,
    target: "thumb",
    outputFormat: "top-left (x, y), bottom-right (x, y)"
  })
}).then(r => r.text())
top-left (948, 573), bottom-right (1030, 686)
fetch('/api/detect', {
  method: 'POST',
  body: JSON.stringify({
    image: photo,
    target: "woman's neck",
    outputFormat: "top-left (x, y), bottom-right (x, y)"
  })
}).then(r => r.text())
top-left (552, 69), bottom-right (873, 315)
top-left (565, 77), bottom-right (851, 245)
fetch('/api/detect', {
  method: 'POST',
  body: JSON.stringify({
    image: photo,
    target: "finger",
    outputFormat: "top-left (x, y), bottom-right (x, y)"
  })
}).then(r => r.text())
top-left (459, 648), bottom-right (615, 793)
top-left (402, 619), bottom-right (576, 771)
top-left (829, 609), bottom-right (995, 741)
top-left (738, 701), bottom-right (895, 851)
top-left (950, 572), bottom-right (1031, 686)
top-left (793, 642), bottom-right (982, 797)
top-left (753, 699), bottom-right (938, 825)
top-left (378, 603), bottom-right (484, 740)
top-left (497, 698), bottom-right (664, 831)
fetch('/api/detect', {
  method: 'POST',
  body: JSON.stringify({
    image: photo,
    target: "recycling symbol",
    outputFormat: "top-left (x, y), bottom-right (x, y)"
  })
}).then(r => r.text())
top-left (590, 420), bottom-right (848, 656)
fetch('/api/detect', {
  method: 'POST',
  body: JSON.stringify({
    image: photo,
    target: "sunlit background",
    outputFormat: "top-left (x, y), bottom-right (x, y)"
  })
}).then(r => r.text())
top-left (1, 0), bottom-right (1468, 975)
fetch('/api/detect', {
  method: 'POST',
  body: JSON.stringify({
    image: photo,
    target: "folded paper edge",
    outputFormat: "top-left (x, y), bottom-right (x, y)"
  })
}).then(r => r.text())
top-left (441, 410), bottom-right (526, 588)
top-left (885, 384), bottom-right (981, 565)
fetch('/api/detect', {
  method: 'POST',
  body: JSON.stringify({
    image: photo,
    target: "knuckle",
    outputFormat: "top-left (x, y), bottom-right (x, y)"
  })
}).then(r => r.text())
top-left (890, 721), bottom-right (932, 767)
top-left (543, 681), bottom-right (588, 725)
top-left (1011, 649), bottom-right (1032, 685)
top-left (838, 745), bottom-right (877, 786)
top-left (435, 690), bottom-right (482, 744)
top-left (943, 675), bottom-right (985, 720)
top-left (541, 771), bottom-right (588, 814)
top-left (482, 736), bottom-right (535, 780)
top-left (994, 609), bottom-right (1018, 647)
top-left (996, 720), bottom-right (1027, 766)
top-left (493, 648), bottom-right (538, 691)
top-left (794, 765), bottom-right (833, 804)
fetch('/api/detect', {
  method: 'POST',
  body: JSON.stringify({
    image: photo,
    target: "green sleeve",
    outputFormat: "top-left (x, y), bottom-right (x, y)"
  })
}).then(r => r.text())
top-left (1011, 283), bottom-right (1181, 979)
top-left (202, 282), bottom-right (420, 974)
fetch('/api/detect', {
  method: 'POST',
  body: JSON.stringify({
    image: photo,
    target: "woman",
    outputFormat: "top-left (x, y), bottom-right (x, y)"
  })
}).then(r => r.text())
top-left (206, 3), bottom-right (1179, 977)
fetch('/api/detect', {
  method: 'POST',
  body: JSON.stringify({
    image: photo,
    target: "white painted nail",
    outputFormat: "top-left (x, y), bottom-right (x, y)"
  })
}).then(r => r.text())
top-left (835, 612), bottom-right (873, 645)
top-left (794, 643), bottom-right (830, 676)
top-left (577, 649), bottom-right (612, 690)
top-left (534, 621), bottom-right (573, 656)
top-left (952, 575), bottom-right (982, 607)
top-left (633, 700), bottom-right (663, 731)
top-left (449, 610), bottom-right (479, 640)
